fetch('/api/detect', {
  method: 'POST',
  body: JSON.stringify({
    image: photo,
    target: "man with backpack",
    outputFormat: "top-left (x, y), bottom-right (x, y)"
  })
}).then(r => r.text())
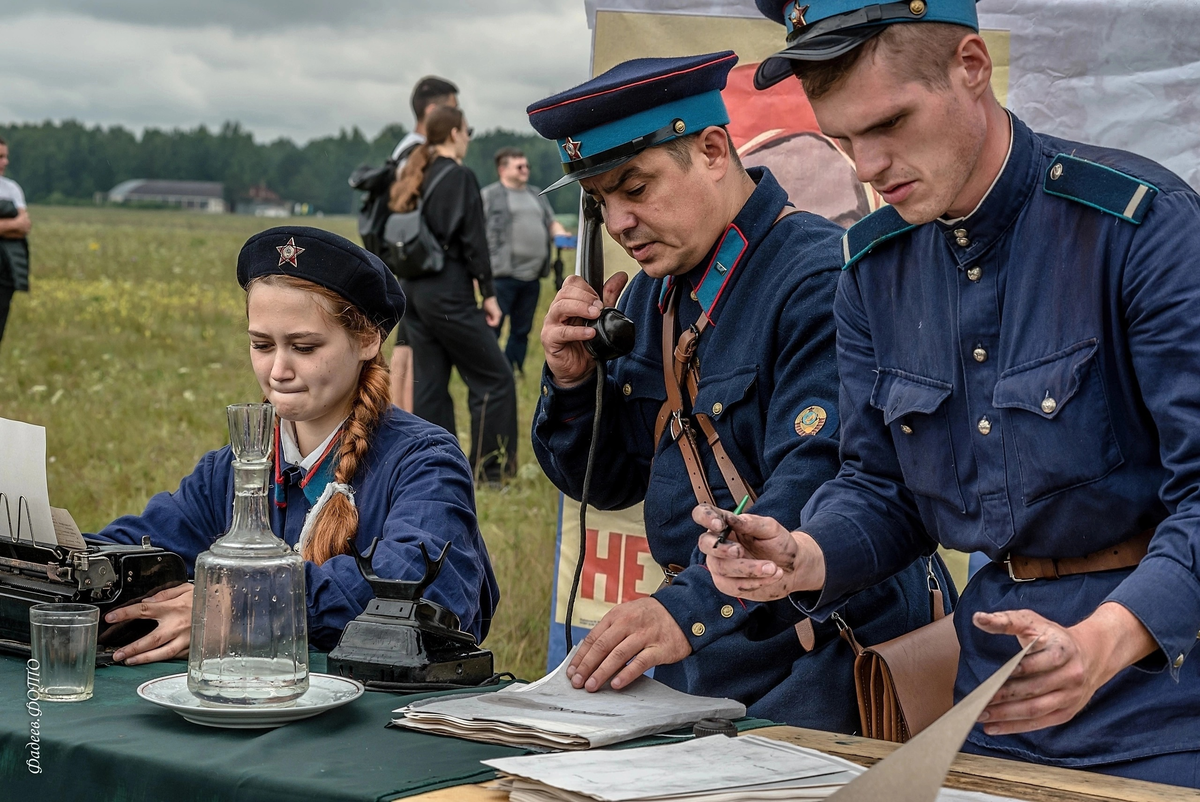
top-left (352, 76), bottom-right (460, 407)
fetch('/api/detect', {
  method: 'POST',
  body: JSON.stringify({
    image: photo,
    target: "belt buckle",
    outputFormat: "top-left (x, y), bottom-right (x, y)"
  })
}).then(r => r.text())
top-left (1004, 558), bottom-right (1036, 583)
top-left (668, 410), bottom-right (687, 441)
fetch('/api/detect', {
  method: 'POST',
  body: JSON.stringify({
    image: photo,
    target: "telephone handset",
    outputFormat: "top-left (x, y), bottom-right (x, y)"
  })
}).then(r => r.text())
top-left (579, 193), bottom-right (636, 362)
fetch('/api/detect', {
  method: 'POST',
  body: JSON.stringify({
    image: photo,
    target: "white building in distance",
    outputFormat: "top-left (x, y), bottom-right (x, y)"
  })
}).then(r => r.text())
top-left (107, 180), bottom-right (226, 213)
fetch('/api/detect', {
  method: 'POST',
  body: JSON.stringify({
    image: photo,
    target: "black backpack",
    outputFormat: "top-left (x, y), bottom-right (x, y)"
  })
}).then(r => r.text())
top-left (348, 139), bottom-right (422, 261)
top-left (381, 163), bottom-right (453, 280)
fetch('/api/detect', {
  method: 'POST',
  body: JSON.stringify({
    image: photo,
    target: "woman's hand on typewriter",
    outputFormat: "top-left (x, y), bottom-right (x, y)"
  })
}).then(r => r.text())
top-left (108, 584), bottom-right (194, 665)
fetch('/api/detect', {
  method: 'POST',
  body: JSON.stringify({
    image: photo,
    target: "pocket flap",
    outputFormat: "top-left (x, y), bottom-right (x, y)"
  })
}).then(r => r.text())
top-left (993, 340), bottom-right (1098, 419)
top-left (614, 354), bottom-right (667, 402)
top-left (693, 367), bottom-right (758, 418)
top-left (870, 369), bottom-right (953, 426)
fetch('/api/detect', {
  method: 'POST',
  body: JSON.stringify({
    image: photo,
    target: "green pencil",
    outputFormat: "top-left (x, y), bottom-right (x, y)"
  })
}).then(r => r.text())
top-left (715, 494), bottom-right (751, 545)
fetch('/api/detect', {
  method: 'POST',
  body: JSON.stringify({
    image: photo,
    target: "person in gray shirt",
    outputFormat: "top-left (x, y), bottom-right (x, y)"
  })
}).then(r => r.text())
top-left (481, 147), bottom-right (569, 373)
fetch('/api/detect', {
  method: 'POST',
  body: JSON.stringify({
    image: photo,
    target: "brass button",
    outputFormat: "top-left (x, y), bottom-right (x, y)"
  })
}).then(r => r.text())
top-left (1174, 653), bottom-right (1185, 669)
top-left (973, 347), bottom-right (987, 363)
top-left (956, 237), bottom-right (971, 248)
top-left (966, 266), bottom-right (983, 282)
top-left (622, 383), bottom-right (632, 396)
top-left (953, 228), bottom-right (968, 238)
top-left (689, 290), bottom-right (698, 302)
top-left (978, 416), bottom-right (992, 436)
top-left (712, 402), bottom-right (724, 415)
top-left (692, 622), bottom-right (706, 637)
top-left (541, 384), bottom-right (548, 397)
top-left (900, 424), bottom-right (914, 435)
top-left (1041, 396), bottom-right (1057, 414)
top-left (720, 604), bottom-right (734, 619)
top-left (1050, 163), bottom-right (1064, 180)
top-left (909, 0), bottom-right (926, 14)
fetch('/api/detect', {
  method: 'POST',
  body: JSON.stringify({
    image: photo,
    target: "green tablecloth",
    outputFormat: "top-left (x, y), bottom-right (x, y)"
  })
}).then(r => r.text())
top-left (0, 653), bottom-right (531, 802)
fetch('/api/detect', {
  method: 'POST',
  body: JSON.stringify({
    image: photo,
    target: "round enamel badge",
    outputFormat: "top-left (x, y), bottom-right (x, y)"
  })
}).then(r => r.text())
top-left (795, 405), bottom-right (827, 437)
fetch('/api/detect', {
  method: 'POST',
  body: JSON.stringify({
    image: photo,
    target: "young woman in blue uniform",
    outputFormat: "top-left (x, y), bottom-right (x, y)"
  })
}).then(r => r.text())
top-left (93, 226), bottom-right (500, 663)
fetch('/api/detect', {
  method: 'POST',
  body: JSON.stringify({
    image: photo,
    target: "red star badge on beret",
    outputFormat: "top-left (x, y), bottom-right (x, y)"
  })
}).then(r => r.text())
top-left (563, 137), bottom-right (583, 162)
top-left (276, 237), bottom-right (305, 267)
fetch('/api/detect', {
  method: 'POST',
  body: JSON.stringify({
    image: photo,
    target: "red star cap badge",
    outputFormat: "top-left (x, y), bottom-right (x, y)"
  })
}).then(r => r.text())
top-left (276, 237), bottom-right (305, 267)
top-left (562, 137), bottom-right (583, 162)
top-left (790, 2), bottom-right (809, 27)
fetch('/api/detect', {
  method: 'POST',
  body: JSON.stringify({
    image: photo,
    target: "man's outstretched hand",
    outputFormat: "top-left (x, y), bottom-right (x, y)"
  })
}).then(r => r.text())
top-left (567, 597), bottom-right (691, 692)
top-left (974, 602), bottom-right (1157, 735)
top-left (694, 505), bottom-right (826, 602)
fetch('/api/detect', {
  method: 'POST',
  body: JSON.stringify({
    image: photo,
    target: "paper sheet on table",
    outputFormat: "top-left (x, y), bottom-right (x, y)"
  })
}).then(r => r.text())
top-left (0, 418), bottom-right (56, 547)
top-left (395, 647), bottom-right (746, 749)
top-left (484, 733), bottom-right (1025, 802)
top-left (827, 639), bottom-right (1036, 802)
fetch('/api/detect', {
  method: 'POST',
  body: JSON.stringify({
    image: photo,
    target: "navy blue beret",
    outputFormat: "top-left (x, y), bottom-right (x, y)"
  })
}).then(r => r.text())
top-left (528, 51), bottom-right (738, 192)
top-left (237, 225), bottom-right (405, 333)
top-left (754, 0), bottom-right (980, 90)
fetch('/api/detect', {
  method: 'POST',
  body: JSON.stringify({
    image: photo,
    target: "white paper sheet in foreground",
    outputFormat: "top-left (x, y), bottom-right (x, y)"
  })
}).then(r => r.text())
top-left (394, 647), bottom-right (746, 749)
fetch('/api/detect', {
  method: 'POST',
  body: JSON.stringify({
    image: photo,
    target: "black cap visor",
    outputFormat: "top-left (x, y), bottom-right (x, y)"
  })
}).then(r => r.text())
top-left (753, 24), bottom-right (887, 90)
top-left (541, 153), bottom-right (639, 194)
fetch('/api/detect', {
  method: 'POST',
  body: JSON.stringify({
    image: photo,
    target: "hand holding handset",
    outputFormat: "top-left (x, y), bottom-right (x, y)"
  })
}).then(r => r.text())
top-left (579, 194), bottom-right (635, 362)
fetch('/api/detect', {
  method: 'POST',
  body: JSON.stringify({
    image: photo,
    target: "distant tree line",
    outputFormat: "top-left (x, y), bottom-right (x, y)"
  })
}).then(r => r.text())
top-left (0, 120), bottom-right (579, 215)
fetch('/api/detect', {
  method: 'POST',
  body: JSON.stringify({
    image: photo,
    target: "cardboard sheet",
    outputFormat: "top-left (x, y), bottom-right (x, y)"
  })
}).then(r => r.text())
top-left (828, 640), bottom-right (1036, 802)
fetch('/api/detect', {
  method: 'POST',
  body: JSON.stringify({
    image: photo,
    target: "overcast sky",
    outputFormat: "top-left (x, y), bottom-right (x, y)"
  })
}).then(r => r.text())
top-left (0, 0), bottom-right (593, 143)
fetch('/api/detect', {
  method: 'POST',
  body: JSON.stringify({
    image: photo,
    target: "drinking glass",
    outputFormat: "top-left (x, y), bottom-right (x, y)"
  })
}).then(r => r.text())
top-left (29, 603), bottom-right (100, 702)
top-left (227, 403), bottom-right (275, 462)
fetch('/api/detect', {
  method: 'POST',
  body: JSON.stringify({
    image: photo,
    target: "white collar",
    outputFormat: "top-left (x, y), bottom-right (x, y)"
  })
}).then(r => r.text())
top-left (280, 419), bottom-right (346, 473)
top-left (938, 111), bottom-right (1014, 226)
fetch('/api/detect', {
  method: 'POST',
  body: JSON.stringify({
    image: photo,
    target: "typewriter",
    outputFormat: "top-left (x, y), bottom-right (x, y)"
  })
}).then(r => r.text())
top-left (0, 535), bottom-right (188, 662)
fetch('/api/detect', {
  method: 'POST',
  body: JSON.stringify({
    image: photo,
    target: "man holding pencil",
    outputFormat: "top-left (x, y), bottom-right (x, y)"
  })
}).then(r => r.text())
top-left (527, 52), bottom-right (949, 730)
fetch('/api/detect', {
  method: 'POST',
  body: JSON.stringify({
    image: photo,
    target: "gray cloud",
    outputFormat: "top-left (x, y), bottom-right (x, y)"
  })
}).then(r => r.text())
top-left (0, 1), bottom-right (591, 142)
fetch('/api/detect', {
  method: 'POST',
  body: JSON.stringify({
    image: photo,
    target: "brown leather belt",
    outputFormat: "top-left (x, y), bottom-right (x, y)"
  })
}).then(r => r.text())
top-left (1003, 529), bottom-right (1154, 582)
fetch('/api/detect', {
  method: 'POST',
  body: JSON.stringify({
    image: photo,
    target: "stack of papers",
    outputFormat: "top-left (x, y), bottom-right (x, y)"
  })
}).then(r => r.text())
top-left (393, 651), bottom-right (746, 750)
top-left (482, 735), bottom-right (1021, 802)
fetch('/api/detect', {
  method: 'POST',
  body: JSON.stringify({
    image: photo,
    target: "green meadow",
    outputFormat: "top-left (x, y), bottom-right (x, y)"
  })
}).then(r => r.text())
top-left (0, 205), bottom-right (560, 681)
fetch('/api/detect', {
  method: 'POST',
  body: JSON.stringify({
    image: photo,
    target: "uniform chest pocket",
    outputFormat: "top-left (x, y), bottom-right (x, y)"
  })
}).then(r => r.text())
top-left (992, 340), bottom-right (1123, 504)
top-left (870, 368), bottom-right (965, 511)
top-left (613, 354), bottom-right (668, 449)
top-left (692, 366), bottom-right (760, 475)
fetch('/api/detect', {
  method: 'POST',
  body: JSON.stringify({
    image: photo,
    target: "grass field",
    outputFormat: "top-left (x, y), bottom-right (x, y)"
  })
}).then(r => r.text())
top-left (0, 205), bottom-right (561, 681)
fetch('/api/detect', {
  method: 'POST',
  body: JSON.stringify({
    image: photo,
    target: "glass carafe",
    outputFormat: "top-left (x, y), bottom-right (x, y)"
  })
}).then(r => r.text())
top-left (187, 403), bottom-right (309, 705)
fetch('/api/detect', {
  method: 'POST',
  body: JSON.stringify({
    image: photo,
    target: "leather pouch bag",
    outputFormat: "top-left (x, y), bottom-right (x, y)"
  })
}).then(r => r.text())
top-left (838, 570), bottom-right (960, 743)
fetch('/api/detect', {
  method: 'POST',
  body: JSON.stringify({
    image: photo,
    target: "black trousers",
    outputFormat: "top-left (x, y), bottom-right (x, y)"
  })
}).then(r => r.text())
top-left (401, 263), bottom-right (518, 481)
top-left (492, 276), bottom-right (542, 371)
top-left (0, 285), bottom-right (13, 346)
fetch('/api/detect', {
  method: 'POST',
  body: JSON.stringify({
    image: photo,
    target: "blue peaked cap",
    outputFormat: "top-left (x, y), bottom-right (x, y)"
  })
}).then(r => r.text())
top-left (237, 225), bottom-right (405, 333)
top-left (754, 0), bottom-right (980, 89)
top-left (527, 51), bottom-right (738, 192)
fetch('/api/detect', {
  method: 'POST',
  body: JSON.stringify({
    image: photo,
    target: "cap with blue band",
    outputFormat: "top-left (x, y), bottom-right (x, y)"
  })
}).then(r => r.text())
top-left (527, 52), bottom-right (739, 193)
top-left (754, 0), bottom-right (980, 90)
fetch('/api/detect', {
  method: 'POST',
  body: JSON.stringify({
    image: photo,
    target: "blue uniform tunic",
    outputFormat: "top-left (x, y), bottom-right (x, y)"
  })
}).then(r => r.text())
top-left (90, 406), bottom-right (500, 650)
top-left (533, 167), bottom-right (947, 731)
top-left (798, 114), bottom-right (1200, 770)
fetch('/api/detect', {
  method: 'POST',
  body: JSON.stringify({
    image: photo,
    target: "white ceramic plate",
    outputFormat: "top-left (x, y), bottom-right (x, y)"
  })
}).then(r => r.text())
top-left (137, 673), bottom-right (365, 729)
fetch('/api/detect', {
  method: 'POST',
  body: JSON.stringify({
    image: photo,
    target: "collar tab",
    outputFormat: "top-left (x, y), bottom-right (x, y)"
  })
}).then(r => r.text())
top-left (842, 205), bottom-right (916, 269)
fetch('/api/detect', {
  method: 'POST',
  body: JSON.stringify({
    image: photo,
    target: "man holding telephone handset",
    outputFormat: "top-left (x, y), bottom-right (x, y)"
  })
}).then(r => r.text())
top-left (527, 52), bottom-right (948, 730)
